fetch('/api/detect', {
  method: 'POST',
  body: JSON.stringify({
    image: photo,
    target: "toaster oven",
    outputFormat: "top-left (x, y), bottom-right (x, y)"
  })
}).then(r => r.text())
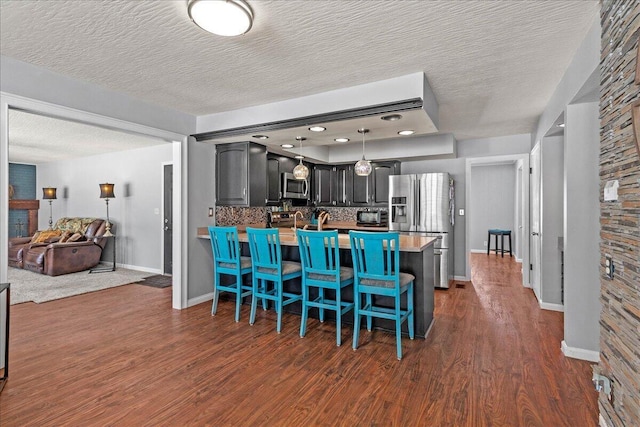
top-left (356, 210), bottom-right (388, 226)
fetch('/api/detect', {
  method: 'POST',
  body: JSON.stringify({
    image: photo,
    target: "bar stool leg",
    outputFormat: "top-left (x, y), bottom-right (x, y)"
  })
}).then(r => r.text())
top-left (508, 232), bottom-right (512, 257)
top-left (501, 233), bottom-right (505, 257)
top-left (487, 230), bottom-right (490, 255)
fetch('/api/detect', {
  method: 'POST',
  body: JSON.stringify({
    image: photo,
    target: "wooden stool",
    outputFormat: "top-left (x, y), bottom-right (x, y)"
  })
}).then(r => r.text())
top-left (487, 229), bottom-right (512, 257)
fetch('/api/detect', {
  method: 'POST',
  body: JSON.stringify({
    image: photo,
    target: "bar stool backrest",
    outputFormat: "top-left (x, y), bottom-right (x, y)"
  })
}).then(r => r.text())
top-left (349, 231), bottom-right (400, 286)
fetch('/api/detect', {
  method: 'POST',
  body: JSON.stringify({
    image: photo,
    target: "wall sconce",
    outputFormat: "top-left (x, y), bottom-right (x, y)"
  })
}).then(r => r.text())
top-left (99, 183), bottom-right (115, 236)
top-left (42, 187), bottom-right (57, 229)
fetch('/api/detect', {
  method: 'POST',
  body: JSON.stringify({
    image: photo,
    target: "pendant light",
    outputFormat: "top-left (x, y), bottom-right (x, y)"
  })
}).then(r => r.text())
top-left (292, 137), bottom-right (309, 180)
top-left (354, 128), bottom-right (372, 176)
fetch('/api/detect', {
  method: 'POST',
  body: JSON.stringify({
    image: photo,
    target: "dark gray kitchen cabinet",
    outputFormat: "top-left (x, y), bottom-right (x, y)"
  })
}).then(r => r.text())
top-left (334, 165), bottom-right (351, 206)
top-left (216, 142), bottom-right (267, 206)
top-left (266, 156), bottom-right (280, 204)
top-left (313, 165), bottom-right (334, 206)
top-left (349, 161), bottom-right (400, 207)
top-left (372, 161), bottom-right (400, 206)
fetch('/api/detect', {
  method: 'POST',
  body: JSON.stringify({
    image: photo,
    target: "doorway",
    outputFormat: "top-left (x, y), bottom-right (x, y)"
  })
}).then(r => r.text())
top-left (163, 163), bottom-right (173, 275)
top-left (530, 143), bottom-right (542, 300)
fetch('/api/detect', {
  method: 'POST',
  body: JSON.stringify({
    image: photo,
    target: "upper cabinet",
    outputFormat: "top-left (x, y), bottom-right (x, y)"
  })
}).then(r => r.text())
top-left (313, 161), bottom-right (400, 207)
top-left (216, 142), bottom-right (267, 206)
top-left (313, 165), bottom-right (334, 206)
top-left (266, 154), bottom-right (299, 205)
top-left (350, 161), bottom-right (401, 207)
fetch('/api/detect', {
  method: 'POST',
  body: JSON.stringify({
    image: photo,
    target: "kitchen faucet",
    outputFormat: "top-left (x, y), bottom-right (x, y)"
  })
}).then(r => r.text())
top-left (317, 211), bottom-right (330, 231)
top-left (293, 210), bottom-right (304, 230)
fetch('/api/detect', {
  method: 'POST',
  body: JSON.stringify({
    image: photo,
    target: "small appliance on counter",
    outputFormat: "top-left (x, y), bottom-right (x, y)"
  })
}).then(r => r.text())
top-left (356, 209), bottom-right (388, 227)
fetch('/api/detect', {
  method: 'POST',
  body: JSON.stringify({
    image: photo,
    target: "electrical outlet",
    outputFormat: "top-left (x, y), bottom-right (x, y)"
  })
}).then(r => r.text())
top-left (483, 240), bottom-right (487, 247)
top-left (605, 255), bottom-right (615, 279)
top-left (459, 209), bottom-right (465, 216)
top-left (208, 207), bottom-right (214, 217)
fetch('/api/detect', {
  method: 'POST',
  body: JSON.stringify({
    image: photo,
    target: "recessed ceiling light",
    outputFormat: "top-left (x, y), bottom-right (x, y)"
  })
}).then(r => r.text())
top-left (309, 126), bottom-right (326, 132)
top-left (398, 130), bottom-right (415, 136)
top-left (334, 138), bottom-right (350, 143)
top-left (557, 123), bottom-right (565, 128)
top-left (294, 155), bottom-right (305, 159)
top-left (187, 0), bottom-right (254, 37)
top-left (252, 134), bottom-right (269, 140)
top-left (281, 144), bottom-right (294, 149)
top-left (381, 114), bottom-right (403, 121)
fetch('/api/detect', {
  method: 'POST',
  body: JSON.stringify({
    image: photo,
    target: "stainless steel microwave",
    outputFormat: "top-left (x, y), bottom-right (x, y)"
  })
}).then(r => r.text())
top-left (281, 172), bottom-right (308, 199)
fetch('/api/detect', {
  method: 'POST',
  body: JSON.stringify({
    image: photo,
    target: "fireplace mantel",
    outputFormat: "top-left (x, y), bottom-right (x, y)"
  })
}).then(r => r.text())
top-left (9, 199), bottom-right (40, 236)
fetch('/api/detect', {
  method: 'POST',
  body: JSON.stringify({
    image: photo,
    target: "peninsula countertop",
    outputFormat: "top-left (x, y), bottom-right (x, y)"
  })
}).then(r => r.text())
top-left (197, 226), bottom-right (435, 253)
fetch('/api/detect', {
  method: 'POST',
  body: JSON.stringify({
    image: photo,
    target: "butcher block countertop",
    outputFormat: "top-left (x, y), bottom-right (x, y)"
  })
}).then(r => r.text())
top-left (197, 224), bottom-right (435, 253)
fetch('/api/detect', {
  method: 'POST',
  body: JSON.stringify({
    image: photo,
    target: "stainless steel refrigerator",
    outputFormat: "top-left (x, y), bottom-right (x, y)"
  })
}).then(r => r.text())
top-left (389, 173), bottom-right (454, 288)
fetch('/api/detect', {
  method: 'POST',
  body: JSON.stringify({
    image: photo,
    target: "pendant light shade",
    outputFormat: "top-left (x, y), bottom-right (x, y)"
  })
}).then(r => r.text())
top-left (354, 128), bottom-right (372, 176)
top-left (293, 137), bottom-right (309, 180)
top-left (188, 0), bottom-right (253, 37)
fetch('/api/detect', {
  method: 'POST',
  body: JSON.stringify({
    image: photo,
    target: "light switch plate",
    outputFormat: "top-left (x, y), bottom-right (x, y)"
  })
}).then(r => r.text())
top-left (459, 209), bottom-right (465, 216)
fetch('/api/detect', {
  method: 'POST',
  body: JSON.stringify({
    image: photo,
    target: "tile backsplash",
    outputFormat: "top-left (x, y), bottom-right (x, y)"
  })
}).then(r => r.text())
top-left (215, 206), bottom-right (388, 225)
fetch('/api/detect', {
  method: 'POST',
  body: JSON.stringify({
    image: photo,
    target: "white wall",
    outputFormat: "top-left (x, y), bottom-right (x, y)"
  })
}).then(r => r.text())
top-left (469, 164), bottom-right (516, 252)
top-left (563, 101), bottom-right (600, 359)
top-left (36, 143), bottom-right (173, 272)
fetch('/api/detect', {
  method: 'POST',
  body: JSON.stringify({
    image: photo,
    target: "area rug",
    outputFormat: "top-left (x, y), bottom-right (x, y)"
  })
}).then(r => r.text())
top-left (135, 274), bottom-right (172, 288)
top-left (8, 266), bottom-right (149, 305)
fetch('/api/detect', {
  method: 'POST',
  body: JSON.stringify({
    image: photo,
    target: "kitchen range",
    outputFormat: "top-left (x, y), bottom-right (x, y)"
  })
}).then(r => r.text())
top-left (389, 173), bottom-right (454, 288)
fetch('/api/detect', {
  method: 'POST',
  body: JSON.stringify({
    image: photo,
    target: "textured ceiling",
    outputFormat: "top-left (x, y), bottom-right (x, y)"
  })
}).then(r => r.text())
top-left (8, 110), bottom-right (167, 164)
top-left (0, 0), bottom-right (599, 144)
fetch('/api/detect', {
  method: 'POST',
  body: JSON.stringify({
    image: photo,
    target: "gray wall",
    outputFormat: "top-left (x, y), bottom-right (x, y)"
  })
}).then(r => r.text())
top-left (540, 136), bottom-right (564, 305)
top-left (564, 101), bottom-right (600, 353)
top-left (37, 143), bottom-right (173, 272)
top-left (401, 134), bottom-right (530, 279)
top-left (187, 138), bottom-right (216, 300)
top-left (469, 164), bottom-right (516, 251)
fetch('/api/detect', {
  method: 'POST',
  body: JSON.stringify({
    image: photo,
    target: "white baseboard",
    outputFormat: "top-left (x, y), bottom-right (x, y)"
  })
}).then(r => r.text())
top-left (540, 301), bottom-right (564, 312)
top-left (561, 340), bottom-right (600, 363)
top-left (454, 275), bottom-right (470, 282)
top-left (599, 414), bottom-right (610, 427)
top-left (470, 249), bottom-right (487, 254)
top-left (114, 263), bottom-right (162, 275)
top-left (424, 318), bottom-right (435, 338)
top-left (515, 257), bottom-right (523, 263)
top-left (188, 291), bottom-right (214, 308)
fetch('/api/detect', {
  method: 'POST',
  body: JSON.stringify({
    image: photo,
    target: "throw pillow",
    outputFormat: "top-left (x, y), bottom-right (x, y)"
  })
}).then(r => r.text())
top-left (67, 233), bottom-right (84, 242)
top-left (31, 229), bottom-right (61, 243)
top-left (58, 230), bottom-right (72, 243)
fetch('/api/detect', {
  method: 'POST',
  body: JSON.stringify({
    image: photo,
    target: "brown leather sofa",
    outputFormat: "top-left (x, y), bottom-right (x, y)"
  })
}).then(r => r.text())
top-left (9, 217), bottom-right (112, 276)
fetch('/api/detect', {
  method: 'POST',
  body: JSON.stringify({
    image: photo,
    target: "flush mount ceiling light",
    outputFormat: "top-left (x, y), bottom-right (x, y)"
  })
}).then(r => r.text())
top-left (292, 137), bottom-right (310, 180)
top-left (398, 130), bottom-right (415, 136)
top-left (281, 144), bottom-right (294, 149)
top-left (354, 128), bottom-right (372, 177)
top-left (557, 123), bottom-right (565, 128)
top-left (334, 137), bottom-right (350, 143)
top-left (188, 0), bottom-right (254, 37)
top-left (381, 114), bottom-right (403, 121)
top-left (309, 126), bottom-right (326, 132)
top-left (253, 134), bottom-right (269, 139)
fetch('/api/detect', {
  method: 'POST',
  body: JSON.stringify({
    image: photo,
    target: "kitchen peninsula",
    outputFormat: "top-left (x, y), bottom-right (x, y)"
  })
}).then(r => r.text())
top-left (198, 226), bottom-right (436, 338)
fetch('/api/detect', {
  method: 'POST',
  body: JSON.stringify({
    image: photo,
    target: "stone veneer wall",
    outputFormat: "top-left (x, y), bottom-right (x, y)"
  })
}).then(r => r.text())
top-left (599, 1), bottom-right (640, 426)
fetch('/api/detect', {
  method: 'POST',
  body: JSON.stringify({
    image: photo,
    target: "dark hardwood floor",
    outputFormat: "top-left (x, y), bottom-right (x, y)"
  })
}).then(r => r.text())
top-left (0, 254), bottom-right (598, 426)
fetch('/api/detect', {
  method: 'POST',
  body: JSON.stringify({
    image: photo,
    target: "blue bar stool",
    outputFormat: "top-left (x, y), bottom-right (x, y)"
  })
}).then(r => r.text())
top-left (349, 231), bottom-right (415, 360)
top-left (208, 226), bottom-right (253, 322)
top-left (246, 227), bottom-right (303, 333)
top-left (487, 229), bottom-right (512, 257)
top-left (297, 229), bottom-right (355, 346)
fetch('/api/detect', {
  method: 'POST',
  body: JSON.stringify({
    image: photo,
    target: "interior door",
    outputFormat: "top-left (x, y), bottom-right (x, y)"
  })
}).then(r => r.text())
top-left (163, 164), bottom-right (173, 275)
top-left (530, 144), bottom-right (541, 300)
